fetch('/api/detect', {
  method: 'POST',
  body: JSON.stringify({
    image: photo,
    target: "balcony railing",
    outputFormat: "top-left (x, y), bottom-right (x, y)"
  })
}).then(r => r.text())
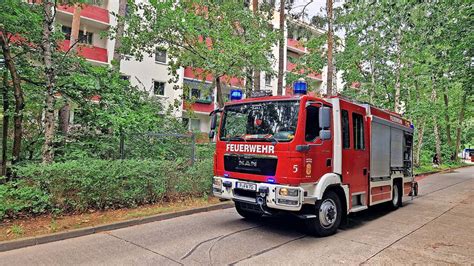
top-left (286, 61), bottom-right (322, 80)
top-left (287, 38), bottom-right (306, 53)
top-left (60, 40), bottom-right (108, 63)
top-left (58, 4), bottom-right (110, 24)
top-left (184, 67), bottom-right (244, 87)
top-left (183, 101), bottom-right (215, 113)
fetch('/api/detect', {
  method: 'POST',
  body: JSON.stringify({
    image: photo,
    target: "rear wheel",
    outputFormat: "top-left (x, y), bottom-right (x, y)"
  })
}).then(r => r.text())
top-left (391, 182), bottom-right (402, 209)
top-left (305, 190), bottom-right (342, 237)
top-left (235, 202), bottom-right (263, 220)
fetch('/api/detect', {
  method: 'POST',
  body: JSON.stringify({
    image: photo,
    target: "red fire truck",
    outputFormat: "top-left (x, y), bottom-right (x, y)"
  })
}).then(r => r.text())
top-left (209, 80), bottom-right (417, 236)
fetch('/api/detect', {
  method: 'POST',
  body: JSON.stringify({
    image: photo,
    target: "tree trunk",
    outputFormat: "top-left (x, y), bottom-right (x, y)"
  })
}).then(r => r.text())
top-left (454, 91), bottom-right (467, 161)
top-left (394, 32), bottom-right (402, 114)
top-left (326, 0), bottom-right (334, 96)
top-left (431, 86), bottom-right (442, 164)
top-left (252, 0), bottom-right (260, 92)
top-left (442, 87), bottom-right (452, 147)
top-left (113, 0), bottom-right (127, 70)
top-left (0, 33), bottom-right (24, 165)
top-left (370, 58), bottom-right (375, 104)
top-left (41, 1), bottom-right (56, 164)
top-left (1, 71), bottom-right (9, 177)
top-left (70, 3), bottom-right (82, 53)
top-left (215, 76), bottom-right (224, 108)
top-left (276, 0), bottom-right (285, 96)
top-left (413, 119), bottom-right (424, 167)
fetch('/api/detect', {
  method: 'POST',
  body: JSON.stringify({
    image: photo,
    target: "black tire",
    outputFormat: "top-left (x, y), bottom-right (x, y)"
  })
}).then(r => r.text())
top-left (305, 190), bottom-right (342, 237)
top-left (390, 182), bottom-right (402, 209)
top-left (235, 202), bottom-right (263, 220)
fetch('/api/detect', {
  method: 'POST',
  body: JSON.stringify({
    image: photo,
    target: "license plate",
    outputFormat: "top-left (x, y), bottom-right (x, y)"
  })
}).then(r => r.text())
top-left (236, 182), bottom-right (257, 191)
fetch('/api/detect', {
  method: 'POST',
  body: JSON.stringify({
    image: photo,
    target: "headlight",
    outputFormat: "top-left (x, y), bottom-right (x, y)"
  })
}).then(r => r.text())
top-left (213, 178), bottom-right (222, 187)
top-left (278, 187), bottom-right (299, 197)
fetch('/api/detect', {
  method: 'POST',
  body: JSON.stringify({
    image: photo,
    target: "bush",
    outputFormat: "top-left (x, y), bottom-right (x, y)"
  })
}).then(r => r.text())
top-left (0, 159), bottom-right (214, 220)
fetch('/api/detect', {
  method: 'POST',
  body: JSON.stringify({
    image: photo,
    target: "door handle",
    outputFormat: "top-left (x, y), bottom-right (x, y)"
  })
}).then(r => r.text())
top-left (363, 168), bottom-right (368, 176)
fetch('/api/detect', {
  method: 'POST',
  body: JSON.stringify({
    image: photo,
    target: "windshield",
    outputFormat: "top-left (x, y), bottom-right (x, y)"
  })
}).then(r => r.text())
top-left (219, 100), bottom-right (300, 142)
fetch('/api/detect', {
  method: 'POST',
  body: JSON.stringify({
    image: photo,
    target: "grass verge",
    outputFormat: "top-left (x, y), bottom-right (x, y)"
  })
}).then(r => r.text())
top-left (0, 197), bottom-right (220, 242)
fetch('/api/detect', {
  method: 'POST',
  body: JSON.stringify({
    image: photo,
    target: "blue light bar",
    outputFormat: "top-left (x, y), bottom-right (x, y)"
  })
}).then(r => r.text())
top-left (266, 177), bottom-right (275, 183)
top-left (230, 89), bottom-right (243, 101)
top-left (293, 78), bottom-right (307, 95)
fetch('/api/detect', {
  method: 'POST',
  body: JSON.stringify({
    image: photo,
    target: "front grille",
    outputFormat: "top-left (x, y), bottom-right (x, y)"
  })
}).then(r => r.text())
top-left (224, 155), bottom-right (277, 176)
top-left (236, 201), bottom-right (261, 213)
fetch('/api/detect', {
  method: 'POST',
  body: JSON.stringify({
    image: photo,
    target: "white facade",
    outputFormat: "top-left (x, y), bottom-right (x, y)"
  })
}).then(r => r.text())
top-left (59, 1), bottom-right (330, 133)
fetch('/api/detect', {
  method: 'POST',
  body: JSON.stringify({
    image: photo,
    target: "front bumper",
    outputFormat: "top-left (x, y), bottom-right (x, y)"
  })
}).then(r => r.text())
top-left (212, 176), bottom-right (304, 211)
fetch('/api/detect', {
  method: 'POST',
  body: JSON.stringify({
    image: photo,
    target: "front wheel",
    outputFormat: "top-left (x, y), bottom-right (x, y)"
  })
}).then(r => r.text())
top-left (305, 191), bottom-right (342, 237)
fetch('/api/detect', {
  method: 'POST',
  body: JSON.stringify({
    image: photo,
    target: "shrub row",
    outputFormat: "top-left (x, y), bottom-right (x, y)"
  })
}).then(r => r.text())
top-left (0, 159), bottom-right (213, 220)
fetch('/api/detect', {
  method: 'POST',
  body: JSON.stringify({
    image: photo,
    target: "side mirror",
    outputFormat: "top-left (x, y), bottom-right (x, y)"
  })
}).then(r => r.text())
top-left (319, 129), bottom-right (331, 140)
top-left (209, 130), bottom-right (215, 139)
top-left (319, 107), bottom-right (331, 129)
top-left (210, 114), bottom-right (217, 130)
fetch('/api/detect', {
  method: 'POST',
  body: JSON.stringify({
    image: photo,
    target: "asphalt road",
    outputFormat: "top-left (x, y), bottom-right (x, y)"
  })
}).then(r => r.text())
top-left (1, 167), bottom-right (473, 265)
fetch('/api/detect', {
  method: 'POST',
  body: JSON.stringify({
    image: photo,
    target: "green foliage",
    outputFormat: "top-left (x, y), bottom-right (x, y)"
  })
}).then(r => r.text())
top-left (0, 180), bottom-right (51, 220)
top-left (0, 158), bottom-right (213, 220)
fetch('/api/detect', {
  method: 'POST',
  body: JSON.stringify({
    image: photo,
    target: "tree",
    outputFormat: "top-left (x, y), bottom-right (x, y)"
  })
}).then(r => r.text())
top-left (112, 0), bottom-right (128, 70)
top-left (325, 0), bottom-right (334, 96)
top-left (276, 0), bottom-right (285, 95)
top-left (0, 1), bottom-right (42, 165)
top-left (40, 0), bottom-right (56, 164)
top-left (120, 1), bottom-right (277, 107)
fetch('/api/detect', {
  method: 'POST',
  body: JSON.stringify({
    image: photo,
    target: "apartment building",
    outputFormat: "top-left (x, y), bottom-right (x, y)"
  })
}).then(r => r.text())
top-left (55, 1), bottom-right (327, 133)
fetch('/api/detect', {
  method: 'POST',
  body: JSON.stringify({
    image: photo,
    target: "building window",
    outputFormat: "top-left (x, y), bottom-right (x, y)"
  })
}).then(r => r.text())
top-left (265, 74), bottom-right (272, 86)
top-left (153, 81), bottom-right (165, 96)
top-left (120, 75), bottom-right (130, 81)
top-left (352, 113), bottom-right (365, 150)
top-left (155, 48), bottom-right (167, 64)
top-left (184, 79), bottom-right (213, 104)
top-left (61, 26), bottom-right (93, 45)
top-left (190, 119), bottom-right (201, 131)
top-left (305, 106), bottom-right (319, 142)
top-left (342, 110), bottom-right (350, 149)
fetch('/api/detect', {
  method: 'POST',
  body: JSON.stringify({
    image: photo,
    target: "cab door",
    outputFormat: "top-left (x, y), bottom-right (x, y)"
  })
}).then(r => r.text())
top-left (303, 104), bottom-right (333, 183)
top-left (340, 101), bottom-right (370, 205)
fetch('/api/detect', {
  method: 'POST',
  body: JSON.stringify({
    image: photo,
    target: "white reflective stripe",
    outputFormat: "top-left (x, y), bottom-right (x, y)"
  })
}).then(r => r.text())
top-left (330, 98), bottom-right (342, 174)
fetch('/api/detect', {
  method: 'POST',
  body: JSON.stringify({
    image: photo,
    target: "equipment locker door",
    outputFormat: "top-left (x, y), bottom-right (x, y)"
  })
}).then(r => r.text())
top-left (340, 101), bottom-right (370, 206)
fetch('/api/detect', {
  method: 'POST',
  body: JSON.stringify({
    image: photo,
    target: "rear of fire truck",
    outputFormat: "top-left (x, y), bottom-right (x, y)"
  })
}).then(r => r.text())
top-left (209, 80), bottom-right (416, 237)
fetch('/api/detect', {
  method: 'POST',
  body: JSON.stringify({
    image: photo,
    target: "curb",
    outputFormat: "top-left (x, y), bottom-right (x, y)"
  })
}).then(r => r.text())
top-left (0, 201), bottom-right (234, 253)
top-left (414, 164), bottom-right (472, 181)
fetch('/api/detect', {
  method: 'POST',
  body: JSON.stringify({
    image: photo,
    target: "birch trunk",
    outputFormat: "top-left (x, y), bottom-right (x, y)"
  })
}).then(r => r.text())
top-left (326, 0), bottom-right (334, 96)
top-left (41, 1), bottom-right (56, 164)
top-left (413, 119), bottom-right (425, 167)
top-left (112, 0), bottom-right (127, 70)
top-left (276, 0), bottom-right (285, 95)
top-left (431, 87), bottom-right (442, 164)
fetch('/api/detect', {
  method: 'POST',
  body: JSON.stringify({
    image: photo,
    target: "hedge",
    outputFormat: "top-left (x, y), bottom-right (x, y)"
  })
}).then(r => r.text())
top-left (0, 159), bottom-right (213, 220)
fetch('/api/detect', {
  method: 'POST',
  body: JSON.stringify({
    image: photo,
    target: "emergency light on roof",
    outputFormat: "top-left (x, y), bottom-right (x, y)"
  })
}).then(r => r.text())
top-left (293, 78), bottom-right (307, 95)
top-left (230, 89), bottom-right (243, 101)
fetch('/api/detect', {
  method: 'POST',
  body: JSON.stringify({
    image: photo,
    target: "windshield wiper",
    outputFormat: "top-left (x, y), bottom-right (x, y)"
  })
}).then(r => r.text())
top-left (227, 136), bottom-right (246, 142)
top-left (249, 135), bottom-right (279, 145)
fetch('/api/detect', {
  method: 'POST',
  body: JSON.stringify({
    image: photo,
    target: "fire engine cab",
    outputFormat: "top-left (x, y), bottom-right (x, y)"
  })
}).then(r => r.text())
top-left (209, 80), bottom-right (417, 236)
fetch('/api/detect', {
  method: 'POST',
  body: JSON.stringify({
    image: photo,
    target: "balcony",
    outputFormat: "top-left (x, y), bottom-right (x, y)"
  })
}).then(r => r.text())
top-left (287, 38), bottom-right (306, 53)
top-left (286, 61), bottom-right (322, 80)
top-left (183, 67), bottom-right (244, 87)
top-left (60, 40), bottom-right (108, 64)
top-left (57, 4), bottom-right (110, 27)
top-left (183, 101), bottom-right (215, 114)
